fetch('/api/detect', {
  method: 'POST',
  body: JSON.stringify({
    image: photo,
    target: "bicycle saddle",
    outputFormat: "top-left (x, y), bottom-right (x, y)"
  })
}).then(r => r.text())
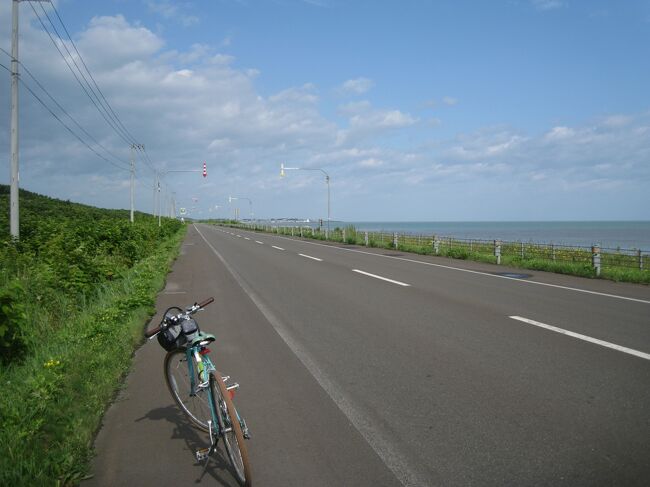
top-left (191, 332), bottom-right (216, 346)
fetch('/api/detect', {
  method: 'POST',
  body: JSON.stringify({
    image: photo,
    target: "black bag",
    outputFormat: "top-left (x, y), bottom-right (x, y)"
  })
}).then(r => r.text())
top-left (157, 306), bottom-right (185, 351)
top-left (157, 322), bottom-right (184, 351)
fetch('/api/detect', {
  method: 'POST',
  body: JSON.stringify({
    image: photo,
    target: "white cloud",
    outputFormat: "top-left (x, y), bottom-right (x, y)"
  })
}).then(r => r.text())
top-left (358, 158), bottom-right (383, 168)
top-left (79, 15), bottom-right (165, 69)
top-left (442, 96), bottom-right (458, 106)
top-left (531, 0), bottom-right (565, 11)
top-left (545, 126), bottom-right (575, 140)
top-left (339, 77), bottom-right (374, 95)
top-left (147, 1), bottom-right (199, 27)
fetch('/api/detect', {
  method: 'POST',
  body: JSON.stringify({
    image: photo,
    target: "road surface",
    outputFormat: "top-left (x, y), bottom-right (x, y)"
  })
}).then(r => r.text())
top-left (86, 223), bottom-right (650, 486)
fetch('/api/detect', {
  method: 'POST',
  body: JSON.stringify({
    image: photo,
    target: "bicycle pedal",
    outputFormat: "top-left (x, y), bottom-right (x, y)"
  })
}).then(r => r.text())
top-left (195, 448), bottom-right (210, 462)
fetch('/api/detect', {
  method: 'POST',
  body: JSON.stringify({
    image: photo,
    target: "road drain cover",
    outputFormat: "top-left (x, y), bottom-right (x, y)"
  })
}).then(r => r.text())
top-left (495, 272), bottom-right (532, 279)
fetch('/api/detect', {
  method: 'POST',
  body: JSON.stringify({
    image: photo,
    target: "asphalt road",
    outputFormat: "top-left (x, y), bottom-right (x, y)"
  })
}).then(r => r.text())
top-left (87, 223), bottom-right (650, 486)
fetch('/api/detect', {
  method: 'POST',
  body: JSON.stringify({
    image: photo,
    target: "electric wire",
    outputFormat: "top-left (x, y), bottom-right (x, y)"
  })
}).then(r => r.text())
top-left (36, 1), bottom-right (137, 146)
top-left (49, 2), bottom-right (141, 146)
top-left (0, 47), bottom-right (132, 169)
top-left (29, 2), bottom-right (135, 147)
top-left (0, 61), bottom-right (130, 172)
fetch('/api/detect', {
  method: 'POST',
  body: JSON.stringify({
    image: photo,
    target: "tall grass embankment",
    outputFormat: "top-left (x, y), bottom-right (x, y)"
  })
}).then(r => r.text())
top-left (0, 186), bottom-right (186, 485)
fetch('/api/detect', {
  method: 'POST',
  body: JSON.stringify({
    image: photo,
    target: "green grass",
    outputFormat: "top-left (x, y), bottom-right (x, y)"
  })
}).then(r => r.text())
top-left (0, 186), bottom-right (187, 485)
top-left (0, 228), bottom-right (185, 486)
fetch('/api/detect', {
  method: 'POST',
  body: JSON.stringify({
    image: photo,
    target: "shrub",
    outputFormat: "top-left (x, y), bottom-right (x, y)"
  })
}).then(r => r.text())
top-left (0, 280), bottom-right (28, 365)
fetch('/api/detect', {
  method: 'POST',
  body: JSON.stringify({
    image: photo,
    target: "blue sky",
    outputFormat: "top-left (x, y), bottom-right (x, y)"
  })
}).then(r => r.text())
top-left (1, 0), bottom-right (649, 221)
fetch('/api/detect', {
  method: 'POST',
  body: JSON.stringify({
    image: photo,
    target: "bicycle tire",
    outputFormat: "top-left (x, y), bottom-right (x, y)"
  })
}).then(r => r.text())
top-left (164, 348), bottom-right (210, 432)
top-left (210, 371), bottom-right (252, 486)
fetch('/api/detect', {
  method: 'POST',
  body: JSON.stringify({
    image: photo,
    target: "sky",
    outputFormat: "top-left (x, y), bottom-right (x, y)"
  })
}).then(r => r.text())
top-left (0, 0), bottom-right (649, 221)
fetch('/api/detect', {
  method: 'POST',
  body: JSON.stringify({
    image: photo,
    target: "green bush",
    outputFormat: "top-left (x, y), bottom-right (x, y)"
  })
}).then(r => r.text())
top-left (0, 185), bottom-right (186, 484)
top-left (0, 281), bottom-right (28, 365)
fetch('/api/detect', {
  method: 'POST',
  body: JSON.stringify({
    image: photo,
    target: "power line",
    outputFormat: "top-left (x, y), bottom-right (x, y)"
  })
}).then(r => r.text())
top-left (0, 47), bottom-right (132, 170)
top-left (0, 61), bottom-right (130, 172)
top-left (49, 2), bottom-right (141, 146)
top-left (36, 1), bottom-right (137, 146)
top-left (29, 2), bottom-right (135, 147)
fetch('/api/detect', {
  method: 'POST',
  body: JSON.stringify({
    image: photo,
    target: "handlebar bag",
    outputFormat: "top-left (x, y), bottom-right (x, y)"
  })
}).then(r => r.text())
top-left (157, 322), bottom-right (185, 351)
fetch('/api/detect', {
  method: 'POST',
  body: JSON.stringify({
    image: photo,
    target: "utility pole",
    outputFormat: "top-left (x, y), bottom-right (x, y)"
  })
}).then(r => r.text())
top-left (129, 143), bottom-right (143, 223)
top-left (152, 171), bottom-right (157, 218)
top-left (9, 0), bottom-right (51, 240)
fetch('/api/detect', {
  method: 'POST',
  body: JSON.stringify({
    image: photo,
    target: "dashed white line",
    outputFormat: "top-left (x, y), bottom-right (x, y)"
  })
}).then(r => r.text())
top-left (267, 234), bottom-right (650, 305)
top-left (352, 269), bottom-right (410, 287)
top-left (272, 246), bottom-right (285, 251)
top-left (255, 240), bottom-right (264, 245)
top-left (299, 253), bottom-right (323, 262)
top-left (237, 235), bottom-right (242, 238)
top-left (509, 316), bottom-right (650, 361)
top-left (244, 237), bottom-right (251, 240)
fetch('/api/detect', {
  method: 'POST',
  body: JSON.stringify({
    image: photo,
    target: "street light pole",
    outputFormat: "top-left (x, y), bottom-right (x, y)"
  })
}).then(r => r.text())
top-left (280, 163), bottom-right (331, 238)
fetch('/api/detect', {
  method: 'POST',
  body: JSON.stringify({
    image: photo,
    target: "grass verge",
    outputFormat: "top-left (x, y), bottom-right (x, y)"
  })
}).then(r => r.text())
top-left (0, 226), bottom-right (186, 486)
top-left (218, 223), bottom-right (649, 285)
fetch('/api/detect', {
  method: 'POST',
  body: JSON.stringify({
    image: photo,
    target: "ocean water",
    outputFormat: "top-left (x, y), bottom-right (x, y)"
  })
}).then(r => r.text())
top-left (339, 221), bottom-right (650, 251)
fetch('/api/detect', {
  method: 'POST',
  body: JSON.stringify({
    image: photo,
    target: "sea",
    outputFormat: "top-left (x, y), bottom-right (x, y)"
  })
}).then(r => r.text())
top-left (264, 221), bottom-right (650, 251)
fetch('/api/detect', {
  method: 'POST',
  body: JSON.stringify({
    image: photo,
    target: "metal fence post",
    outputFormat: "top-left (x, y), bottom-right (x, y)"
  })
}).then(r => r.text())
top-left (364, 231), bottom-right (369, 246)
top-left (393, 233), bottom-right (398, 249)
top-left (592, 244), bottom-right (601, 276)
top-left (434, 237), bottom-right (440, 255)
top-left (638, 249), bottom-right (643, 270)
top-left (551, 243), bottom-right (556, 262)
top-left (342, 229), bottom-right (346, 243)
top-left (520, 242), bottom-right (524, 259)
top-left (495, 240), bottom-right (501, 265)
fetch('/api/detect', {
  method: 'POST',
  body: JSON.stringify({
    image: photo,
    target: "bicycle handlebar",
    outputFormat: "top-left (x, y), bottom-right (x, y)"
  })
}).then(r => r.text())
top-left (144, 297), bottom-right (214, 339)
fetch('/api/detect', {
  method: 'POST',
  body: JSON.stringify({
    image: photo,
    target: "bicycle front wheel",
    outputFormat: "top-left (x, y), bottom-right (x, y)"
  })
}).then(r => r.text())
top-left (164, 348), bottom-right (210, 431)
top-left (210, 371), bottom-right (252, 486)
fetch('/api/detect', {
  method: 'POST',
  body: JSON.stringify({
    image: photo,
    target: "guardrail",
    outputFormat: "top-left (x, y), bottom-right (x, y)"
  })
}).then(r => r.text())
top-left (222, 223), bottom-right (649, 280)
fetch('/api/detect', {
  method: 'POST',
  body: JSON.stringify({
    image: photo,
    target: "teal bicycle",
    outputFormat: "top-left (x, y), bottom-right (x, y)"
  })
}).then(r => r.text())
top-left (145, 297), bottom-right (252, 486)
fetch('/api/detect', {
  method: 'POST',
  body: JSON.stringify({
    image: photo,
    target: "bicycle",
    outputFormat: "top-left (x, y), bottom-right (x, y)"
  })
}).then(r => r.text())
top-left (145, 297), bottom-right (252, 486)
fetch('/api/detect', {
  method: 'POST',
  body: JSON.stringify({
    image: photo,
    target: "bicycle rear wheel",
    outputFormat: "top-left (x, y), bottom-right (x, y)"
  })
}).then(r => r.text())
top-left (210, 371), bottom-right (252, 486)
top-left (164, 348), bottom-right (210, 431)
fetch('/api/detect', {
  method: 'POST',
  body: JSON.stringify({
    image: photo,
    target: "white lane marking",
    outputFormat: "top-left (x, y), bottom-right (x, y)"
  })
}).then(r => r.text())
top-left (237, 235), bottom-right (242, 238)
top-left (272, 246), bottom-right (285, 251)
top-left (269, 235), bottom-right (650, 305)
top-left (245, 237), bottom-right (250, 240)
top-left (299, 253), bottom-right (323, 262)
top-left (509, 316), bottom-right (650, 361)
top-left (352, 269), bottom-right (410, 287)
top-left (194, 223), bottom-right (428, 487)
top-left (255, 240), bottom-right (264, 245)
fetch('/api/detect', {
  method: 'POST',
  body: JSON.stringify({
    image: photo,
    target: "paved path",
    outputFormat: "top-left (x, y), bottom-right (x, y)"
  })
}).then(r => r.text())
top-left (86, 224), bottom-right (650, 486)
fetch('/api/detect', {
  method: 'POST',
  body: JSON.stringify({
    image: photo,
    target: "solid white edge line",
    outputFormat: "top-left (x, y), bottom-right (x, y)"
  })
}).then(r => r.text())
top-left (264, 234), bottom-right (650, 305)
top-left (352, 269), bottom-right (410, 287)
top-left (509, 316), bottom-right (650, 361)
top-left (299, 253), bottom-right (323, 262)
top-left (255, 241), bottom-right (264, 244)
top-left (272, 246), bottom-right (285, 251)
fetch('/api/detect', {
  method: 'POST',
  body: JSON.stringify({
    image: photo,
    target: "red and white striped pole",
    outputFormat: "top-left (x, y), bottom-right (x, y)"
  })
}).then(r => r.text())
top-left (203, 162), bottom-right (207, 178)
